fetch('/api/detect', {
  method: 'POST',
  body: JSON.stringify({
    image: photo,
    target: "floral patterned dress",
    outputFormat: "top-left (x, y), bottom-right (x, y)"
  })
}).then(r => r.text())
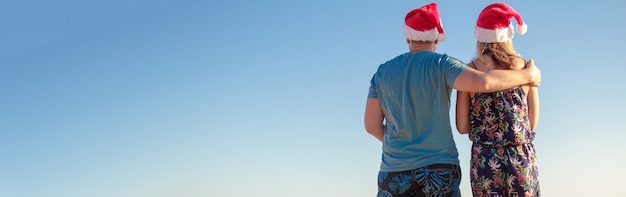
top-left (469, 87), bottom-right (540, 197)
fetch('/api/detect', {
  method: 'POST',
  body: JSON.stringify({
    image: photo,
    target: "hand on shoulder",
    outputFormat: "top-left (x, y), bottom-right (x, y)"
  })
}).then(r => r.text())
top-left (524, 59), bottom-right (541, 87)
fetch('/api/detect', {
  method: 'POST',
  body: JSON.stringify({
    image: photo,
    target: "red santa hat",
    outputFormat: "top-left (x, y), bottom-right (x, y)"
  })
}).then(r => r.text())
top-left (403, 3), bottom-right (446, 42)
top-left (474, 2), bottom-right (527, 43)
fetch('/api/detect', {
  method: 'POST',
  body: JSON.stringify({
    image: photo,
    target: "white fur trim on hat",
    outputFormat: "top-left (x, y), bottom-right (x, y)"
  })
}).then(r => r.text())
top-left (474, 25), bottom-right (514, 43)
top-left (438, 32), bottom-right (446, 42)
top-left (403, 25), bottom-right (441, 42)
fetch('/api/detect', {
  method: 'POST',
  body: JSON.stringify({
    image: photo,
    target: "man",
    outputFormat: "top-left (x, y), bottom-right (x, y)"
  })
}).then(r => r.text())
top-left (364, 3), bottom-right (541, 197)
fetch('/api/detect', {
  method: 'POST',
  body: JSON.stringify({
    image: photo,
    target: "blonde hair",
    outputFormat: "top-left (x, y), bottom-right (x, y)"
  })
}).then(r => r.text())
top-left (476, 40), bottom-right (521, 70)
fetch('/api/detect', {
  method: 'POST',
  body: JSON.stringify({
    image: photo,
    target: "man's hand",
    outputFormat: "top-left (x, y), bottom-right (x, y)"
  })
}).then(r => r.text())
top-left (525, 59), bottom-right (541, 87)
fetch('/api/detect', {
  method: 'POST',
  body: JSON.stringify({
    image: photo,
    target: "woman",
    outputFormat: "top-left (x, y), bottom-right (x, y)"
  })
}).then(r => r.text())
top-left (455, 3), bottom-right (540, 197)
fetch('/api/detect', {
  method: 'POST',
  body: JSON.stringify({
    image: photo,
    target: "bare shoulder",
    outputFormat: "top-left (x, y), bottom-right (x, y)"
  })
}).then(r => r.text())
top-left (510, 56), bottom-right (526, 70)
top-left (474, 55), bottom-right (494, 72)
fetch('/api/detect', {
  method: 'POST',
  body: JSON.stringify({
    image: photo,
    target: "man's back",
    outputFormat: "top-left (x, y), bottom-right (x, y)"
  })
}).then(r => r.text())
top-left (368, 51), bottom-right (466, 172)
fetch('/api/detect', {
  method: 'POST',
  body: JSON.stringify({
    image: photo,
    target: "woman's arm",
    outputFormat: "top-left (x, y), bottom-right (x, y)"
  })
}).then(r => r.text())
top-left (455, 91), bottom-right (471, 134)
top-left (364, 98), bottom-right (385, 142)
top-left (527, 87), bottom-right (540, 129)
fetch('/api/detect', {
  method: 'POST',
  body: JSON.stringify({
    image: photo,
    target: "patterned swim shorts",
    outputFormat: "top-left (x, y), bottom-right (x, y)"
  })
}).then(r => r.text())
top-left (377, 164), bottom-right (461, 197)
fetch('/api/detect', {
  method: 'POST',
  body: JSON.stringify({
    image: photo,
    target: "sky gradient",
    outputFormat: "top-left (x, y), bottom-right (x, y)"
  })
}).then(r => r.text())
top-left (1, 0), bottom-right (625, 196)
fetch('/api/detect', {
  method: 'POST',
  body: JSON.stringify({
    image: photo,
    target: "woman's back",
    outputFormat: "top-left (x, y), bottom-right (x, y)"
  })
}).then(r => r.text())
top-left (468, 55), bottom-right (535, 145)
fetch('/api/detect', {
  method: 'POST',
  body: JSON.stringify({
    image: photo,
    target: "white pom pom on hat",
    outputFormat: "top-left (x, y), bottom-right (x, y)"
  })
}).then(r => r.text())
top-left (474, 2), bottom-right (527, 43)
top-left (403, 3), bottom-right (446, 42)
top-left (516, 23), bottom-right (527, 35)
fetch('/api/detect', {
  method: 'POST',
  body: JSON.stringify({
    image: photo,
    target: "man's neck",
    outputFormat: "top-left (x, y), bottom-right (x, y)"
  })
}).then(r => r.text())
top-left (409, 48), bottom-right (433, 53)
top-left (408, 41), bottom-right (436, 52)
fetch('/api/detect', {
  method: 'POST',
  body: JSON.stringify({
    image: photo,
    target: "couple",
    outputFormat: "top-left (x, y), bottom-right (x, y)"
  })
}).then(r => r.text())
top-left (364, 2), bottom-right (540, 197)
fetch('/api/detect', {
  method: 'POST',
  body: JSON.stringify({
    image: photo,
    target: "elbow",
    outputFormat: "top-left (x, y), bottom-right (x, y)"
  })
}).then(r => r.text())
top-left (477, 76), bottom-right (492, 92)
top-left (471, 73), bottom-right (490, 92)
top-left (528, 110), bottom-right (539, 130)
top-left (530, 119), bottom-right (539, 130)
top-left (457, 126), bottom-right (470, 134)
top-left (455, 121), bottom-right (470, 134)
top-left (365, 123), bottom-right (384, 137)
top-left (364, 126), bottom-right (374, 135)
top-left (455, 117), bottom-right (471, 134)
top-left (365, 124), bottom-right (380, 135)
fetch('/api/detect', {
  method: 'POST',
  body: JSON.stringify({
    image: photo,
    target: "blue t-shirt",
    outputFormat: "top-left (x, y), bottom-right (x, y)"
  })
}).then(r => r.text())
top-left (368, 51), bottom-right (467, 172)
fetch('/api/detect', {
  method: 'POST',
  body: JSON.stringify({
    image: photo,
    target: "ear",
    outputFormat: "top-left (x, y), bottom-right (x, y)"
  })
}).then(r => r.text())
top-left (434, 40), bottom-right (438, 44)
top-left (406, 38), bottom-right (410, 44)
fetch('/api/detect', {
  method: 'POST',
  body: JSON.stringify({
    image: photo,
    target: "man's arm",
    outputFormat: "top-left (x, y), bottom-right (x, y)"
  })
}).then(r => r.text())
top-left (453, 59), bottom-right (541, 92)
top-left (364, 98), bottom-right (384, 142)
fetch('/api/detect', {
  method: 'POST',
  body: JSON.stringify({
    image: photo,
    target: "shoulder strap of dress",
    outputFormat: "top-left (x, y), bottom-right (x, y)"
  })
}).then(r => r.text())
top-left (468, 60), bottom-right (477, 69)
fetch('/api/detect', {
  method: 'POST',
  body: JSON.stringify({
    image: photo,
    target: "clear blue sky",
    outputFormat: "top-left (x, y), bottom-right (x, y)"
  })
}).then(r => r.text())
top-left (1, 1), bottom-right (624, 196)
